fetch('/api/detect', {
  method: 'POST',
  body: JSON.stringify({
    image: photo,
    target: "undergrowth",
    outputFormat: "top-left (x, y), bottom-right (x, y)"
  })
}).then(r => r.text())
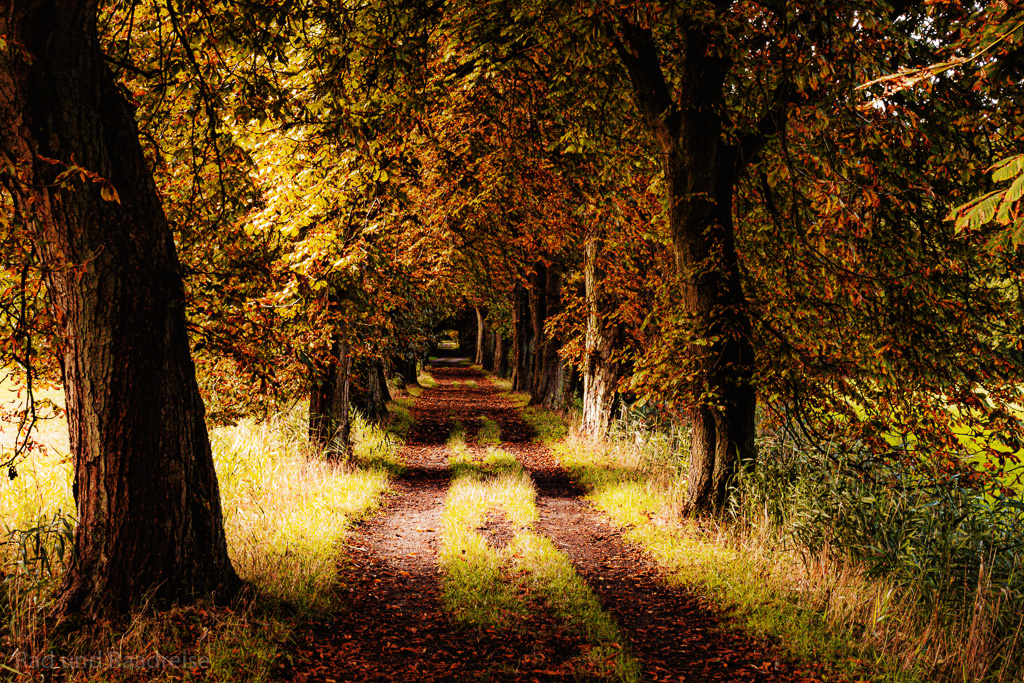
top-left (545, 406), bottom-right (1024, 683)
top-left (1, 398), bottom-right (411, 681)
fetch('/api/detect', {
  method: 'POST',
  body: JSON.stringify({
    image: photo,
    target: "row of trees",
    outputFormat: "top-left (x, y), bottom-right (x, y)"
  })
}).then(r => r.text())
top-left (2, 0), bottom-right (1023, 622)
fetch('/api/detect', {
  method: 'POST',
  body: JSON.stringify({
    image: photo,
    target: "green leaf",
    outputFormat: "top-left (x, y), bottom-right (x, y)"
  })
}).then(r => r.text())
top-left (990, 155), bottom-right (1024, 183)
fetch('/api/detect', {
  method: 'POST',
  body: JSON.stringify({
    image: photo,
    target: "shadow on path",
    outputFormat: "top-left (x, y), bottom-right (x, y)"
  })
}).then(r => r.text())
top-left (287, 364), bottom-right (820, 682)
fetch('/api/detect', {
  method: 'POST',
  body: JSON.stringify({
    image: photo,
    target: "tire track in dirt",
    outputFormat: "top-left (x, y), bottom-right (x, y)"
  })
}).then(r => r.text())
top-left (475, 370), bottom-right (817, 683)
top-left (288, 361), bottom-right (824, 682)
top-left (287, 361), bottom-right (595, 682)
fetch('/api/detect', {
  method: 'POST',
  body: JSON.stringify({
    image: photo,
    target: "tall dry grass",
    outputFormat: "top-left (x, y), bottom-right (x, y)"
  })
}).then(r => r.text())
top-left (551, 411), bottom-right (1024, 683)
top-left (2, 396), bottom-right (403, 681)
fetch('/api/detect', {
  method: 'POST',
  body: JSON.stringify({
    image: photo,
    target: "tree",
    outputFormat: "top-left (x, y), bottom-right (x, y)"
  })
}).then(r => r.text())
top-left (0, 0), bottom-right (238, 620)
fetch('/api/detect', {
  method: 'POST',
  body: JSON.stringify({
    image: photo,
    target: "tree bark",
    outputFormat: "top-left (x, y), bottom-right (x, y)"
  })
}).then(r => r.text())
top-left (530, 263), bottom-right (566, 409)
top-left (392, 350), bottom-right (420, 388)
top-left (528, 264), bottom-right (547, 396)
top-left (614, 15), bottom-right (758, 513)
top-left (582, 235), bottom-right (623, 438)
top-left (491, 332), bottom-right (510, 378)
top-left (309, 338), bottom-right (352, 455)
top-left (510, 282), bottom-right (534, 391)
top-left (0, 0), bottom-right (238, 619)
top-left (351, 359), bottom-right (391, 423)
top-left (482, 326), bottom-right (495, 371)
top-left (474, 306), bottom-right (487, 366)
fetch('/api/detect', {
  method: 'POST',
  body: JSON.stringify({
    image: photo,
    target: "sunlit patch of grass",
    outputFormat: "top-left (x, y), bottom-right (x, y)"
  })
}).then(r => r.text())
top-left (212, 405), bottom-right (391, 613)
top-left (465, 380), bottom-right (478, 388)
top-left (438, 449), bottom-right (537, 628)
top-left (515, 402), bottom-right (569, 444)
top-left (0, 375), bottom-right (73, 534)
top-left (510, 532), bottom-right (642, 681)
top-left (506, 391), bottom-right (530, 407)
top-left (2, 392), bottom-right (411, 681)
top-left (550, 425), bottom-right (929, 683)
top-left (349, 406), bottom-right (409, 476)
top-left (438, 443), bottom-right (641, 680)
top-left (447, 418), bottom-right (467, 446)
top-left (0, 453), bottom-right (74, 545)
top-left (480, 371), bottom-right (513, 394)
top-left (477, 415), bottom-right (501, 445)
top-left (418, 370), bottom-right (437, 389)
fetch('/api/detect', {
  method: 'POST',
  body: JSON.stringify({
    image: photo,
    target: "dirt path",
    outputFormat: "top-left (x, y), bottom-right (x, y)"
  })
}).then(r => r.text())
top-left (287, 362), bottom-right (814, 682)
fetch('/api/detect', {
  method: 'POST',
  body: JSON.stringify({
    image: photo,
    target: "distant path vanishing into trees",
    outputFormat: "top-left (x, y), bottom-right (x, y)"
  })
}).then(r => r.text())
top-left (286, 361), bottom-right (816, 682)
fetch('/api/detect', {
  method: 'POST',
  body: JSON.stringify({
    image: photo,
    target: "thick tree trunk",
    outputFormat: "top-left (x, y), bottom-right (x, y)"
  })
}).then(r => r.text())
top-left (499, 334), bottom-right (512, 378)
top-left (482, 326), bottom-right (496, 371)
top-left (490, 332), bottom-right (509, 378)
top-left (474, 306), bottom-right (487, 366)
top-left (309, 338), bottom-right (351, 455)
top-left (582, 236), bottom-right (623, 438)
top-left (530, 264), bottom-right (566, 409)
top-left (528, 264), bottom-right (547, 395)
top-left (615, 17), bottom-right (758, 513)
top-left (561, 362), bottom-right (581, 410)
top-left (392, 351), bottom-right (420, 388)
top-left (351, 359), bottom-right (391, 423)
top-left (0, 1), bottom-right (238, 619)
top-left (511, 282), bottom-right (534, 391)
top-left (668, 148), bottom-right (757, 512)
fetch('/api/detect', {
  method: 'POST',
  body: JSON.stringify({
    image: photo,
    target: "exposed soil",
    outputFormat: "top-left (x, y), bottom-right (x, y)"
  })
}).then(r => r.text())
top-left (286, 362), bottom-right (828, 682)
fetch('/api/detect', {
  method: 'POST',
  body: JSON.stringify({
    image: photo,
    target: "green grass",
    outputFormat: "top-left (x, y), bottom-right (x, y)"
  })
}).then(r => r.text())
top-left (438, 421), bottom-right (641, 680)
top-left (1, 396), bottom-right (411, 682)
top-left (477, 415), bottom-right (501, 444)
top-left (439, 444), bottom-right (536, 628)
top-left (386, 397), bottom-right (416, 441)
top-left (418, 369), bottom-right (437, 389)
top-left (499, 389), bottom-right (569, 444)
top-left (214, 406), bottom-right (394, 613)
top-left (549, 429), bottom-right (910, 682)
top-left (547, 414), bottom-right (1024, 683)
top-left (480, 370), bottom-right (513, 394)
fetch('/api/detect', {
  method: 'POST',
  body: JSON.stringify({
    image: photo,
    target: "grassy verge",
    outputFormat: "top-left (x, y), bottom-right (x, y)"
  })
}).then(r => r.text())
top-left (418, 368), bottom-right (437, 389)
top-left (1, 399), bottom-right (411, 681)
top-left (437, 421), bottom-right (641, 680)
top-left (542, 410), bottom-right (1023, 683)
top-left (214, 406), bottom-right (393, 613)
top-left (479, 369), bottom-right (512, 394)
top-left (477, 415), bottom-right (501, 444)
top-left (553, 429), bottom-right (892, 678)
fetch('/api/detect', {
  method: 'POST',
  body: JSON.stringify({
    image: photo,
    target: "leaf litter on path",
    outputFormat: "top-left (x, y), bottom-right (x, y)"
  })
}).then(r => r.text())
top-left (284, 363), bottom-right (835, 682)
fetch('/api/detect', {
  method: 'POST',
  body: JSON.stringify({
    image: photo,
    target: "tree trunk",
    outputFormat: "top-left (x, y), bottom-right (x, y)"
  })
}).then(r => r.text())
top-left (482, 326), bottom-right (496, 371)
top-left (351, 359), bottom-right (391, 423)
top-left (510, 282), bottom-right (533, 391)
top-left (499, 334), bottom-right (512, 378)
top-left (615, 17), bottom-right (758, 513)
top-left (530, 263), bottom-right (565, 408)
top-left (487, 331), bottom-right (503, 378)
top-left (0, 1), bottom-right (238, 620)
top-left (582, 235), bottom-right (623, 438)
top-left (474, 306), bottom-right (487, 366)
top-left (392, 351), bottom-right (420, 388)
top-left (309, 338), bottom-right (351, 455)
top-left (528, 264), bottom-right (547, 396)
